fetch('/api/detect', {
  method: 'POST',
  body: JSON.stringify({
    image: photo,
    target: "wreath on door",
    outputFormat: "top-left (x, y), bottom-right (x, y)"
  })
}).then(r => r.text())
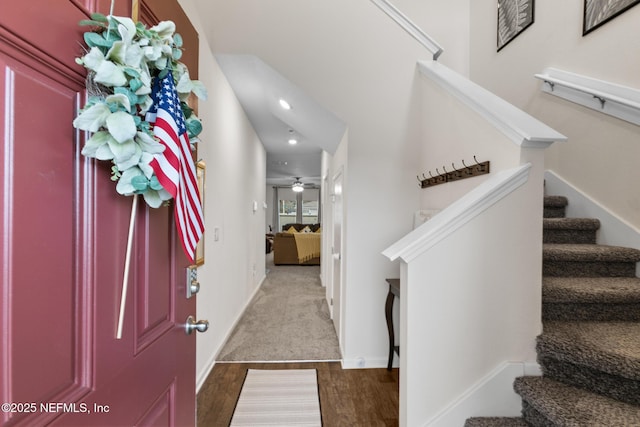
top-left (72, 13), bottom-right (207, 208)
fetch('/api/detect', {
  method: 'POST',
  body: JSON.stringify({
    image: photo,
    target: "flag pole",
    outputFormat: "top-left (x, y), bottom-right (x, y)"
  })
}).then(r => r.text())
top-left (116, 194), bottom-right (139, 339)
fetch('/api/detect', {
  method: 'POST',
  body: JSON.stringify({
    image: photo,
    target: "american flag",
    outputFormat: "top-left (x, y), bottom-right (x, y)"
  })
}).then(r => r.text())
top-left (148, 71), bottom-right (204, 263)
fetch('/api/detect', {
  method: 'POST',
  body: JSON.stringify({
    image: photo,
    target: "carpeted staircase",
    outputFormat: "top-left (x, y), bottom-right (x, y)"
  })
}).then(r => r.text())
top-left (466, 195), bottom-right (640, 426)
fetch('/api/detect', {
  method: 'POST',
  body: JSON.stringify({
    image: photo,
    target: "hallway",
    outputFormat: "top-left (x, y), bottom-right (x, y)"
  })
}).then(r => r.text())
top-left (216, 252), bottom-right (341, 362)
top-left (197, 254), bottom-right (399, 426)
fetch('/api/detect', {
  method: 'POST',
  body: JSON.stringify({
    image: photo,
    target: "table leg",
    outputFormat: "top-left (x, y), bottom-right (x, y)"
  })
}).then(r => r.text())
top-left (385, 289), bottom-right (395, 371)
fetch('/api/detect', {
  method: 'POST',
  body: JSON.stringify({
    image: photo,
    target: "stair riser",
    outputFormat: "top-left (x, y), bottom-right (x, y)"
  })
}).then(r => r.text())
top-left (543, 261), bottom-right (637, 277)
top-left (543, 303), bottom-right (640, 321)
top-left (543, 207), bottom-right (566, 218)
top-left (543, 229), bottom-right (596, 244)
top-left (464, 418), bottom-right (529, 427)
top-left (520, 401), bottom-right (553, 427)
top-left (537, 356), bottom-right (640, 406)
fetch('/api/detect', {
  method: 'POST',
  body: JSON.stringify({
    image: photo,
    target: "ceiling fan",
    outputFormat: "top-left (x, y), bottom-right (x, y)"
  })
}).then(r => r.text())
top-left (291, 177), bottom-right (305, 193)
top-left (291, 177), bottom-right (321, 192)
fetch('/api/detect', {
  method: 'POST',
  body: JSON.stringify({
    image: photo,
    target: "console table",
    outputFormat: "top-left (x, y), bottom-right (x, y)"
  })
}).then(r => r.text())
top-left (385, 278), bottom-right (400, 370)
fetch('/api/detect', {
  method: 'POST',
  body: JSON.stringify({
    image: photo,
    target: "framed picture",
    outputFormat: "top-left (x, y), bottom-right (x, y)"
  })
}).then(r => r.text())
top-left (195, 160), bottom-right (205, 266)
top-left (497, 0), bottom-right (535, 51)
top-left (583, 0), bottom-right (640, 35)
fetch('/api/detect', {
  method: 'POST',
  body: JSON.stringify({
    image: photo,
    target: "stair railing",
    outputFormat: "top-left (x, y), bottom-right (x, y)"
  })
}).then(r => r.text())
top-left (534, 67), bottom-right (640, 126)
top-left (369, 0), bottom-right (444, 60)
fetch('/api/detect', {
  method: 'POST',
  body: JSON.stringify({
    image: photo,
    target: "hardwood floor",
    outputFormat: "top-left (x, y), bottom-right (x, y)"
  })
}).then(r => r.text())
top-left (197, 362), bottom-right (399, 426)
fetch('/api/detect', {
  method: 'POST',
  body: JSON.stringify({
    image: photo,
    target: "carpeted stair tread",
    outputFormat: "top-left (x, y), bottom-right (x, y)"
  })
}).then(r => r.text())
top-left (543, 218), bottom-right (599, 244)
top-left (543, 196), bottom-right (568, 208)
top-left (543, 196), bottom-right (568, 218)
top-left (543, 243), bottom-right (640, 263)
top-left (537, 321), bottom-right (640, 381)
top-left (514, 376), bottom-right (640, 426)
top-left (543, 277), bottom-right (640, 303)
top-left (543, 218), bottom-right (600, 230)
top-left (464, 417), bottom-right (530, 426)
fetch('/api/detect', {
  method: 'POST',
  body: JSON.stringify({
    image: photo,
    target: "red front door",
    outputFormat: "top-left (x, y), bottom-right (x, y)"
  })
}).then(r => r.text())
top-left (0, 1), bottom-right (198, 426)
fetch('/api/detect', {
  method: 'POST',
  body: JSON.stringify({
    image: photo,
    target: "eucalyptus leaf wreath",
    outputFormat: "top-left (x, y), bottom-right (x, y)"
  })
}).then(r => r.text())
top-left (72, 13), bottom-right (207, 208)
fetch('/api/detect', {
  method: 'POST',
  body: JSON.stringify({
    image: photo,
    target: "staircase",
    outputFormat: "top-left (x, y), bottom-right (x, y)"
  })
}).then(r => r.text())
top-left (466, 195), bottom-right (640, 426)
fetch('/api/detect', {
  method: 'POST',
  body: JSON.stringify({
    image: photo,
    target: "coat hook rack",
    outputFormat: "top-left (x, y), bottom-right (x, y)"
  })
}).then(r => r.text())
top-left (418, 156), bottom-right (490, 189)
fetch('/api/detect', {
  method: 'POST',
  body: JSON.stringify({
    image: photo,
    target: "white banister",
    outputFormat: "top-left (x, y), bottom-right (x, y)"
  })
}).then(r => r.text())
top-left (534, 68), bottom-right (640, 126)
top-left (370, 0), bottom-right (444, 60)
top-left (418, 60), bottom-right (567, 148)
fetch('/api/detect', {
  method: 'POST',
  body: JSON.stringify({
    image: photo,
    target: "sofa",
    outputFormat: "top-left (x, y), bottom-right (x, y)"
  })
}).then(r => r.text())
top-left (273, 223), bottom-right (321, 265)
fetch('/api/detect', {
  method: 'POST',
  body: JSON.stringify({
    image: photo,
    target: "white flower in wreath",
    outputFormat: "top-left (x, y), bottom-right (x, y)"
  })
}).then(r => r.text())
top-left (73, 13), bottom-right (207, 208)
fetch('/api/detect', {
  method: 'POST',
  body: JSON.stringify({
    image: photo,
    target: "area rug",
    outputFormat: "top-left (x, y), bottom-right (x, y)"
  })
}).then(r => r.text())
top-left (230, 369), bottom-right (322, 426)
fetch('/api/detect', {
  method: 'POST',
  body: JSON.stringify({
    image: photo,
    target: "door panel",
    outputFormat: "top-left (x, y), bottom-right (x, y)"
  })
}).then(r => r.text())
top-left (0, 51), bottom-right (92, 427)
top-left (136, 385), bottom-right (175, 427)
top-left (135, 207), bottom-right (175, 353)
top-left (1, 1), bottom-right (199, 425)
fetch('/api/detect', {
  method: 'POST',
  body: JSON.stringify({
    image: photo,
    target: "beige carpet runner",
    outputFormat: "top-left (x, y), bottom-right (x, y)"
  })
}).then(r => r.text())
top-left (230, 369), bottom-right (322, 426)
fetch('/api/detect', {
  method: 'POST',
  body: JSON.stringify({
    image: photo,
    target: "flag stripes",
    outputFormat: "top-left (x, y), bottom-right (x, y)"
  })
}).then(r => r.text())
top-left (149, 72), bottom-right (204, 263)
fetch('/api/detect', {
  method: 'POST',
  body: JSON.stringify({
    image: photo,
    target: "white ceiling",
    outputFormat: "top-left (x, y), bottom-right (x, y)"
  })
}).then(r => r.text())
top-left (215, 54), bottom-right (346, 187)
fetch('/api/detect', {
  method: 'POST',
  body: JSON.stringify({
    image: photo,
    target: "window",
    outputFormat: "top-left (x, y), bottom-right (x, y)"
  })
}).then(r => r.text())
top-left (275, 187), bottom-right (320, 230)
top-left (279, 198), bottom-right (297, 227)
top-left (302, 198), bottom-right (318, 224)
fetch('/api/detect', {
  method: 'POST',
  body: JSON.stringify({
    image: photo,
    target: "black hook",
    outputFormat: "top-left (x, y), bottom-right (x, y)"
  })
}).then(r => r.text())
top-left (451, 162), bottom-right (462, 178)
top-left (461, 159), bottom-right (473, 174)
top-left (474, 155), bottom-right (487, 172)
top-left (593, 95), bottom-right (606, 109)
top-left (544, 80), bottom-right (555, 92)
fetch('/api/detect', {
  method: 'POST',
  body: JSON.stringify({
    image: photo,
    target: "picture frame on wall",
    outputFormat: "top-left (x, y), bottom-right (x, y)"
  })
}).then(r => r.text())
top-left (497, 0), bottom-right (535, 51)
top-left (583, 0), bottom-right (640, 35)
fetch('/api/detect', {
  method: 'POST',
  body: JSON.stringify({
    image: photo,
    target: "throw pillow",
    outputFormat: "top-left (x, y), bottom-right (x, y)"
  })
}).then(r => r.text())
top-left (301, 226), bottom-right (312, 233)
top-left (286, 226), bottom-right (298, 233)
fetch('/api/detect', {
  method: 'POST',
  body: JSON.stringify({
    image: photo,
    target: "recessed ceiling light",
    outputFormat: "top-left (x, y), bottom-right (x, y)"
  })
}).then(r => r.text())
top-left (279, 99), bottom-right (291, 110)
top-left (288, 138), bottom-right (298, 145)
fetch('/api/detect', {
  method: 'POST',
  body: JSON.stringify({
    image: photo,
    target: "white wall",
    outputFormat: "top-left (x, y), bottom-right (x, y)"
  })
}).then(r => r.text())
top-left (179, 0), bottom-right (267, 390)
top-left (470, 0), bottom-right (640, 230)
top-left (416, 73), bottom-right (523, 210)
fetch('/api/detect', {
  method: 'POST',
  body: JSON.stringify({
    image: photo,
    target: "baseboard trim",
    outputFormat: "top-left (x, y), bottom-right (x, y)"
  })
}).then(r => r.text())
top-left (196, 274), bottom-right (267, 392)
top-left (196, 352), bottom-right (218, 393)
top-left (341, 356), bottom-right (390, 369)
top-left (424, 361), bottom-right (540, 427)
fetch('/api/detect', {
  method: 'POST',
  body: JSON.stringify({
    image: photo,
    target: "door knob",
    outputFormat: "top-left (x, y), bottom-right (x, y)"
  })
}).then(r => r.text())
top-left (185, 315), bottom-right (209, 335)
